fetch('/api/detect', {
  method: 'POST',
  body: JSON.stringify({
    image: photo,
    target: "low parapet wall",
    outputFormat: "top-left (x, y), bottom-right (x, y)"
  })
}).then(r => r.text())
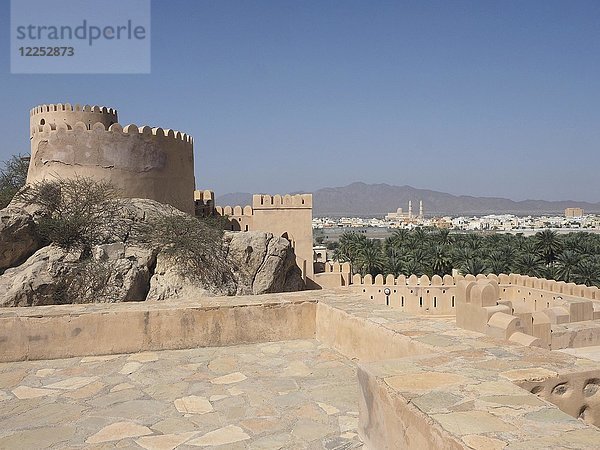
top-left (348, 271), bottom-right (600, 320)
top-left (349, 273), bottom-right (467, 315)
top-left (0, 296), bottom-right (316, 362)
top-left (313, 262), bottom-right (352, 289)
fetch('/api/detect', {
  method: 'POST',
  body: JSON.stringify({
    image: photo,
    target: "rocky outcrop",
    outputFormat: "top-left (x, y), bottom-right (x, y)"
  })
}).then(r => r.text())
top-left (146, 251), bottom-right (236, 300)
top-left (0, 245), bottom-right (70, 307)
top-left (0, 243), bottom-right (156, 307)
top-left (225, 232), bottom-right (305, 295)
top-left (0, 198), bottom-right (305, 306)
top-left (0, 207), bottom-right (42, 273)
top-left (147, 231), bottom-right (305, 300)
top-left (92, 243), bottom-right (156, 302)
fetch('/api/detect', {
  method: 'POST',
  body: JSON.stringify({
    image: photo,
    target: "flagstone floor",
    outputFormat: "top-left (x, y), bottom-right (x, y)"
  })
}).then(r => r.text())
top-left (0, 340), bottom-right (363, 449)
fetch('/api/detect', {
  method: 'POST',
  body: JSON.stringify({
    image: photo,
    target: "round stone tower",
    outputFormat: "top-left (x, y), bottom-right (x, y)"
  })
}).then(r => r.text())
top-left (27, 103), bottom-right (195, 215)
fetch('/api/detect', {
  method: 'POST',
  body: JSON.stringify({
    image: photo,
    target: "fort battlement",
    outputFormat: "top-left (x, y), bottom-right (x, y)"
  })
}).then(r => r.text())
top-left (352, 273), bottom-right (469, 287)
top-left (194, 190), bottom-right (215, 203)
top-left (30, 103), bottom-right (118, 116)
top-left (30, 103), bottom-right (119, 136)
top-left (213, 195), bottom-right (312, 219)
top-left (215, 204), bottom-right (254, 218)
top-left (349, 270), bottom-right (600, 317)
top-left (252, 193), bottom-right (312, 209)
top-left (30, 122), bottom-right (193, 146)
top-left (194, 190), bottom-right (216, 216)
top-left (349, 272), bottom-right (465, 314)
top-left (27, 103), bottom-right (196, 214)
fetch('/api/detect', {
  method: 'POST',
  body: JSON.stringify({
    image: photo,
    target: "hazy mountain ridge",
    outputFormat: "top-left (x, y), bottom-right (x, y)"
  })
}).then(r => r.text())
top-left (216, 182), bottom-right (600, 217)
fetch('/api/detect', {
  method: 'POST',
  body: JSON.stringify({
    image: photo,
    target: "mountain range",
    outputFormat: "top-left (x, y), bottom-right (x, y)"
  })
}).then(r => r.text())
top-left (216, 182), bottom-right (600, 217)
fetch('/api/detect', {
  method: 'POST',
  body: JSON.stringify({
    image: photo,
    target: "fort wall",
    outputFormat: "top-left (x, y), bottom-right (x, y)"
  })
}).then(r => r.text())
top-left (346, 271), bottom-right (600, 322)
top-left (350, 273), bottom-right (462, 315)
top-left (28, 104), bottom-right (195, 214)
top-left (205, 193), bottom-right (314, 280)
top-left (312, 262), bottom-right (352, 289)
top-left (453, 275), bottom-right (600, 350)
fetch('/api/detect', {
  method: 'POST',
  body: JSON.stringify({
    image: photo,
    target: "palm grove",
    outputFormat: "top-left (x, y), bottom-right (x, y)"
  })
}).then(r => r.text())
top-left (331, 228), bottom-right (600, 287)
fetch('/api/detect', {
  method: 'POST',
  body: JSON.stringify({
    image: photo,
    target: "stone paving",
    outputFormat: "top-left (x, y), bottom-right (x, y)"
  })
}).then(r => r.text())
top-left (0, 339), bottom-right (363, 449)
top-left (559, 345), bottom-right (600, 362)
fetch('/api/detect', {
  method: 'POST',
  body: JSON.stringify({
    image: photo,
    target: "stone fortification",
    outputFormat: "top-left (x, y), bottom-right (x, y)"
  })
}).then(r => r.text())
top-left (197, 192), bottom-right (314, 281)
top-left (28, 103), bottom-right (195, 214)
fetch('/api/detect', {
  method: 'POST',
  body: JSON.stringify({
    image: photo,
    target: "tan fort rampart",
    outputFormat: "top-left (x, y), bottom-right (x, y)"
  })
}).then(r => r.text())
top-left (347, 270), bottom-right (600, 351)
top-left (312, 261), bottom-right (352, 289)
top-left (30, 103), bottom-right (118, 135)
top-left (452, 275), bottom-right (600, 350)
top-left (349, 273), bottom-right (463, 315)
top-left (28, 104), bottom-right (196, 214)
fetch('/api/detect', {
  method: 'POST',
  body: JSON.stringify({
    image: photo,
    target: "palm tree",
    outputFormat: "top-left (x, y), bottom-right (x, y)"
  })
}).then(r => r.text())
top-left (383, 247), bottom-right (404, 277)
top-left (513, 253), bottom-right (545, 277)
top-left (388, 229), bottom-right (410, 250)
top-left (486, 250), bottom-right (510, 275)
top-left (432, 229), bottom-right (453, 246)
top-left (431, 245), bottom-right (452, 276)
top-left (573, 256), bottom-right (600, 287)
top-left (555, 250), bottom-right (580, 283)
top-left (356, 239), bottom-right (385, 277)
top-left (334, 231), bottom-right (366, 270)
top-left (411, 228), bottom-right (430, 247)
top-left (452, 247), bottom-right (474, 270)
top-left (464, 234), bottom-right (482, 252)
top-left (461, 258), bottom-right (488, 276)
top-left (407, 247), bottom-right (430, 268)
top-left (403, 259), bottom-right (425, 277)
top-left (499, 245), bottom-right (518, 265)
top-left (534, 230), bottom-right (563, 265)
top-left (518, 239), bottom-right (538, 256)
top-left (543, 264), bottom-right (561, 282)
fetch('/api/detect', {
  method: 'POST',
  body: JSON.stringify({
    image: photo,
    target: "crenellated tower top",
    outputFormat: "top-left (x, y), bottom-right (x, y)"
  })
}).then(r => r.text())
top-left (30, 103), bottom-right (118, 137)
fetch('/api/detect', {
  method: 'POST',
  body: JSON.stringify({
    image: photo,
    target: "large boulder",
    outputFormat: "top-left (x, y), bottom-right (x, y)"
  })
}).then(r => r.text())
top-left (0, 245), bottom-right (69, 307)
top-left (91, 243), bottom-right (156, 302)
top-left (146, 251), bottom-right (236, 300)
top-left (0, 206), bottom-right (42, 273)
top-left (147, 231), bottom-right (305, 300)
top-left (0, 243), bottom-right (155, 307)
top-left (225, 231), bottom-right (305, 295)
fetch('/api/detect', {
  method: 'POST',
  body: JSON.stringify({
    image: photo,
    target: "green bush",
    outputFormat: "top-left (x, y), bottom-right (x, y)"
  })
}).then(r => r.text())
top-left (0, 154), bottom-right (29, 208)
top-left (16, 176), bottom-right (128, 255)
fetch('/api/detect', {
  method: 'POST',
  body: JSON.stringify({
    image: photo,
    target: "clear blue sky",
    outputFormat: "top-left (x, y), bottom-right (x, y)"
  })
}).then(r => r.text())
top-left (2, 0), bottom-right (600, 202)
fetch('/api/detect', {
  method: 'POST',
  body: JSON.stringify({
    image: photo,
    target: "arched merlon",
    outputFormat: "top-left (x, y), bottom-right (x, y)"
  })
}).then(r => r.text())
top-left (30, 104), bottom-right (118, 137)
top-left (252, 193), bottom-right (312, 209)
top-left (30, 103), bottom-right (117, 115)
top-left (216, 205), bottom-right (254, 217)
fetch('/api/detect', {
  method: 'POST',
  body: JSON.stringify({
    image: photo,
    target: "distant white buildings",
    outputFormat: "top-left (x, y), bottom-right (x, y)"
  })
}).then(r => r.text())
top-left (313, 212), bottom-right (600, 233)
